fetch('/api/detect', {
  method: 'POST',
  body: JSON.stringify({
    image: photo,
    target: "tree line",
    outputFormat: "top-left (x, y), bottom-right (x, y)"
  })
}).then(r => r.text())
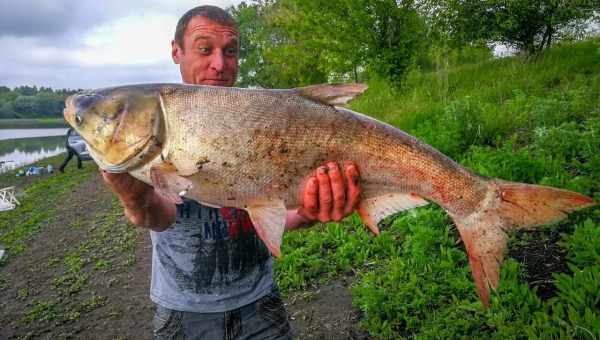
top-left (2, 0), bottom-right (598, 119)
top-left (0, 86), bottom-right (80, 119)
top-left (230, 0), bottom-right (599, 88)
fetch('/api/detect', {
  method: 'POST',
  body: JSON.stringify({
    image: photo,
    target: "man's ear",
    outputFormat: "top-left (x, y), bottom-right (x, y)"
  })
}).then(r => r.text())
top-left (171, 40), bottom-right (182, 64)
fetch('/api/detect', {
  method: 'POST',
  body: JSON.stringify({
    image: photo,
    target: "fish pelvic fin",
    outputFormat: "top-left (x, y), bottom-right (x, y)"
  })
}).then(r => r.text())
top-left (149, 161), bottom-right (193, 205)
top-left (454, 180), bottom-right (596, 309)
top-left (358, 193), bottom-right (429, 234)
top-left (246, 200), bottom-right (287, 257)
top-left (297, 83), bottom-right (368, 106)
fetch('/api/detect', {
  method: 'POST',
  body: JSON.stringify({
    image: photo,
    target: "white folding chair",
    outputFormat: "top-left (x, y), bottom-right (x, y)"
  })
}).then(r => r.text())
top-left (0, 186), bottom-right (19, 211)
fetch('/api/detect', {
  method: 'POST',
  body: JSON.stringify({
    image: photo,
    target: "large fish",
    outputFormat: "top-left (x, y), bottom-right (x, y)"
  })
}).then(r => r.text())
top-left (63, 83), bottom-right (595, 307)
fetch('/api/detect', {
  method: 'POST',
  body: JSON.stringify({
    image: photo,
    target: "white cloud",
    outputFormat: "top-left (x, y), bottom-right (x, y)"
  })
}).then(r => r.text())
top-left (0, 0), bottom-right (242, 89)
top-left (74, 13), bottom-right (177, 66)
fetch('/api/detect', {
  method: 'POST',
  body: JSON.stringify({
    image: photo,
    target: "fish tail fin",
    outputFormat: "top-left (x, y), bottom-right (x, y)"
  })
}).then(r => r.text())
top-left (453, 180), bottom-right (595, 308)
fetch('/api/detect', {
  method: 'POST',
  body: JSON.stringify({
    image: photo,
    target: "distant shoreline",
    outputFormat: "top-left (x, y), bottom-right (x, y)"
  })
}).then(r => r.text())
top-left (0, 118), bottom-right (68, 129)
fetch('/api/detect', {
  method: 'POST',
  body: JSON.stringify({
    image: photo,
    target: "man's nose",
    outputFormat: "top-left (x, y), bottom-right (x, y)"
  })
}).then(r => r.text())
top-left (209, 51), bottom-right (225, 72)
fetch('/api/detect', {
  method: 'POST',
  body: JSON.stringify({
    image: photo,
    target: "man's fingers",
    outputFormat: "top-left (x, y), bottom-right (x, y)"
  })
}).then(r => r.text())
top-left (316, 166), bottom-right (332, 222)
top-left (344, 163), bottom-right (361, 215)
top-left (327, 162), bottom-right (346, 221)
top-left (299, 176), bottom-right (318, 220)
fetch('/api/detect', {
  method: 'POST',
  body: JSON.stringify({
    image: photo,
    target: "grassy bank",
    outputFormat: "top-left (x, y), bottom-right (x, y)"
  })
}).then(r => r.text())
top-left (0, 118), bottom-right (68, 129)
top-left (275, 38), bottom-right (600, 338)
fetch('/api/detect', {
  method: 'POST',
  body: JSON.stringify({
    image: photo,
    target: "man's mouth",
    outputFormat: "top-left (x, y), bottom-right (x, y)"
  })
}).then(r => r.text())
top-left (202, 79), bottom-right (229, 86)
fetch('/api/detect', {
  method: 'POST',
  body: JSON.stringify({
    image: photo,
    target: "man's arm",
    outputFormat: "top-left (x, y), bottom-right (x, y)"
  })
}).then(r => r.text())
top-left (101, 171), bottom-right (176, 232)
top-left (102, 161), bottom-right (360, 232)
top-left (285, 162), bottom-right (361, 230)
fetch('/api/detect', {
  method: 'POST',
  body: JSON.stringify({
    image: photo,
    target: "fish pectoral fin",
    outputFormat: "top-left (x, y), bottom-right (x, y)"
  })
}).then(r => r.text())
top-left (357, 193), bottom-right (429, 234)
top-left (246, 200), bottom-right (287, 257)
top-left (149, 162), bottom-right (193, 205)
top-left (297, 83), bottom-right (368, 106)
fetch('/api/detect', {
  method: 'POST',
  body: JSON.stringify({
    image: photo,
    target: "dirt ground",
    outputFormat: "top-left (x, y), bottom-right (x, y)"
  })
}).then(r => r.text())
top-left (0, 170), bottom-right (371, 339)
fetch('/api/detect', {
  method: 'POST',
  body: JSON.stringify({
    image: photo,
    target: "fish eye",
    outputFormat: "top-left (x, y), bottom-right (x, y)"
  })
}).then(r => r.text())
top-left (75, 113), bottom-right (83, 125)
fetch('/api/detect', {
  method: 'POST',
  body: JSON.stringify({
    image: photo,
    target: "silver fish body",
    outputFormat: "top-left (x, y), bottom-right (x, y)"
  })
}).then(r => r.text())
top-left (64, 83), bottom-right (595, 307)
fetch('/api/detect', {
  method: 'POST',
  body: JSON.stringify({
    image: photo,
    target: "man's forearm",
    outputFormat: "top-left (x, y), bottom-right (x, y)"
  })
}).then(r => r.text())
top-left (123, 190), bottom-right (176, 232)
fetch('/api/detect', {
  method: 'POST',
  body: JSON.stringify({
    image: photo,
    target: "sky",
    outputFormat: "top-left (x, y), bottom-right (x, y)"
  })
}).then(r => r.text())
top-left (0, 0), bottom-right (242, 90)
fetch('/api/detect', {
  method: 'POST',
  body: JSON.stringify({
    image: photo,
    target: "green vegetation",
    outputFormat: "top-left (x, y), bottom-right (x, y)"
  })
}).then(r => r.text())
top-left (0, 86), bottom-right (77, 119)
top-left (425, 0), bottom-right (598, 54)
top-left (231, 0), bottom-right (598, 87)
top-left (0, 156), bottom-right (94, 259)
top-left (274, 38), bottom-right (600, 338)
top-left (232, 0), bottom-right (426, 87)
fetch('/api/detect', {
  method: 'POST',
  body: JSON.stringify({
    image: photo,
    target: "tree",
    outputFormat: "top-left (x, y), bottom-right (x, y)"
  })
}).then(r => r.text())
top-left (426, 0), bottom-right (600, 54)
top-left (0, 86), bottom-right (74, 118)
top-left (231, 0), bottom-right (427, 87)
top-left (0, 102), bottom-right (17, 119)
top-left (12, 96), bottom-right (38, 116)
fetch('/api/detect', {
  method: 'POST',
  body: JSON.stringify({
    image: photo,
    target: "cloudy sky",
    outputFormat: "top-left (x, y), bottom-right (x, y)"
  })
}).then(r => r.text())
top-left (0, 1), bottom-right (242, 90)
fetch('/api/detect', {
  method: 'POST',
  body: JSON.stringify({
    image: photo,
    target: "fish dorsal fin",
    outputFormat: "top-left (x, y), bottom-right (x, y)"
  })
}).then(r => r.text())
top-left (246, 200), bottom-right (287, 257)
top-left (150, 161), bottom-right (193, 204)
top-left (357, 193), bottom-right (429, 234)
top-left (297, 83), bottom-right (368, 106)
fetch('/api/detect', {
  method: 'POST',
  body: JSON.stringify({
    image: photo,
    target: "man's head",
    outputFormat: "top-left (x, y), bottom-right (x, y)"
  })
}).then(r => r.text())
top-left (172, 6), bottom-right (239, 86)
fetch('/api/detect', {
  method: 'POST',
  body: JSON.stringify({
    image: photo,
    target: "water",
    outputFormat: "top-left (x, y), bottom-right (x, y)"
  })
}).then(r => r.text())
top-left (0, 129), bottom-right (68, 173)
top-left (0, 128), bottom-right (68, 141)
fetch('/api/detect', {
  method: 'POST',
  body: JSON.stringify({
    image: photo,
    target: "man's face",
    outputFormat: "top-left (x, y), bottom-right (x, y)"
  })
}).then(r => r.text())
top-left (172, 16), bottom-right (239, 86)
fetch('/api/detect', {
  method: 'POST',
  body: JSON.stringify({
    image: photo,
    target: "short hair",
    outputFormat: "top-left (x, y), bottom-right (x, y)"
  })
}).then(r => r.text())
top-left (174, 5), bottom-right (238, 49)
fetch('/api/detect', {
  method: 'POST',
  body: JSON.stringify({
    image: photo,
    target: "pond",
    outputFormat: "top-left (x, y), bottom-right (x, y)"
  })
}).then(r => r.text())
top-left (0, 128), bottom-right (69, 174)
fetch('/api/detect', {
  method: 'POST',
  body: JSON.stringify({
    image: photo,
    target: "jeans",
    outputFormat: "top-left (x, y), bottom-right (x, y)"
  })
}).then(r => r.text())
top-left (59, 147), bottom-right (82, 172)
top-left (153, 288), bottom-right (292, 340)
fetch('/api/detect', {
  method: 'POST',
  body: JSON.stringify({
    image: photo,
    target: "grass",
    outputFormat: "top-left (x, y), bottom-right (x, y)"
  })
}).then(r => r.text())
top-left (275, 38), bottom-right (600, 338)
top-left (0, 155), bottom-right (95, 261)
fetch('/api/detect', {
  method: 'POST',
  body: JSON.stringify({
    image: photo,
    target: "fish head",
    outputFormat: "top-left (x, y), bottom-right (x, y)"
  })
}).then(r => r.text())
top-left (63, 86), bottom-right (165, 172)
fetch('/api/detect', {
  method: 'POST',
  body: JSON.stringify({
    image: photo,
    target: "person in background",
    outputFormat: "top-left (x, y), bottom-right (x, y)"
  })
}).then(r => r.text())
top-left (59, 128), bottom-right (84, 172)
top-left (102, 5), bottom-right (362, 339)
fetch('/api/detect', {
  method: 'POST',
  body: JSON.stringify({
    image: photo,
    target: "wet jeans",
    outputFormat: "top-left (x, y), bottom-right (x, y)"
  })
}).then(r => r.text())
top-left (152, 288), bottom-right (292, 340)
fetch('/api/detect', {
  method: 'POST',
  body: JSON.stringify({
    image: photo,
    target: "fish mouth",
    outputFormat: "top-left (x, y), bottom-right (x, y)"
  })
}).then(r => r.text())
top-left (88, 135), bottom-right (160, 173)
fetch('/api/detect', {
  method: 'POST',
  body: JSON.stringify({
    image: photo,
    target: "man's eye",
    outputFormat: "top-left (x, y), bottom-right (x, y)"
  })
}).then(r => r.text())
top-left (198, 47), bottom-right (210, 54)
top-left (225, 47), bottom-right (238, 56)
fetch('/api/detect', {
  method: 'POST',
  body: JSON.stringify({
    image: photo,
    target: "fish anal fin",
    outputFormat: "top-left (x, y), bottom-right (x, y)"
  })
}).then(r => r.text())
top-left (150, 161), bottom-right (193, 204)
top-left (247, 200), bottom-right (287, 257)
top-left (297, 83), bottom-right (368, 106)
top-left (357, 192), bottom-right (429, 234)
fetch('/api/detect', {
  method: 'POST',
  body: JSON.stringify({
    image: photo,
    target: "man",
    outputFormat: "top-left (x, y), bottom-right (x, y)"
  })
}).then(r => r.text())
top-left (59, 127), bottom-right (85, 172)
top-left (102, 5), bottom-right (361, 339)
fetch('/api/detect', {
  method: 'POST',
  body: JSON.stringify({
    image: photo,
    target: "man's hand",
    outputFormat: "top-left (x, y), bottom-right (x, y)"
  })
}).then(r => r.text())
top-left (100, 171), bottom-right (176, 231)
top-left (286, 162), bottom-right (361, 230)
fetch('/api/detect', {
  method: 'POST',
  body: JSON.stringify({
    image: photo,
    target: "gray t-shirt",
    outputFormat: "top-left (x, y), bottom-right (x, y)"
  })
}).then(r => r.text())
top-left (150, 199), bottom-right (274, 313)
